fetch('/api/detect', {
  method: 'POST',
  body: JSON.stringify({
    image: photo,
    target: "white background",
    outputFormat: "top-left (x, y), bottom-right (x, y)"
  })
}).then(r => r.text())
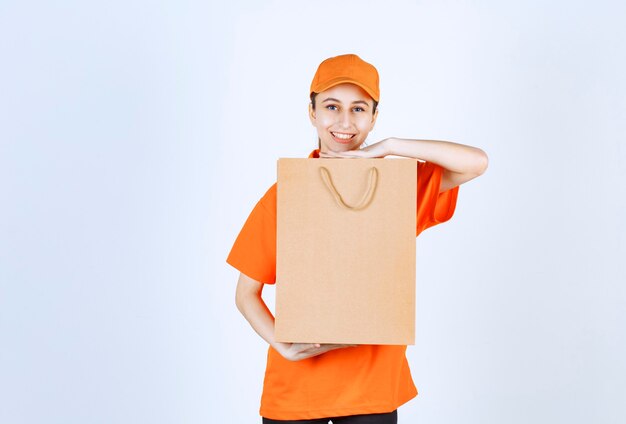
top-left (1, 1), bottom-right (625, 423)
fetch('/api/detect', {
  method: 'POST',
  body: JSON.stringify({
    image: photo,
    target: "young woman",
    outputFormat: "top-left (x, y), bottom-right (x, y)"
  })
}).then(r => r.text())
top-left (227, 54), bottom-right (488, 424)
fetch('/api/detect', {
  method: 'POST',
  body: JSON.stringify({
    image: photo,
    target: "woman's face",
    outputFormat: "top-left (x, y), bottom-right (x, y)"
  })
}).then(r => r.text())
top-left (308, 83), bottom-right (378, 153)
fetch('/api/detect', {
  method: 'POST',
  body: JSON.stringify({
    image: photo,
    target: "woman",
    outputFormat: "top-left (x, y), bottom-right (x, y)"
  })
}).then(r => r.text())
top-left (227, 54), bottom-right (488, 423)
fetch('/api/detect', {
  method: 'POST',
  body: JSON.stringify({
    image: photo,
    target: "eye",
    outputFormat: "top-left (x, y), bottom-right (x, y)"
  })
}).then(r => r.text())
top-left (353, 107), bottom-right (365, 112)
top-left (326, 105), bottom-right (338, 111)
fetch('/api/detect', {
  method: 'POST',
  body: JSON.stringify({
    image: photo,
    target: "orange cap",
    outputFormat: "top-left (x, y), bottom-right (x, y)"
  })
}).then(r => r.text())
top-left (310, 54), bottom-right (380, 102)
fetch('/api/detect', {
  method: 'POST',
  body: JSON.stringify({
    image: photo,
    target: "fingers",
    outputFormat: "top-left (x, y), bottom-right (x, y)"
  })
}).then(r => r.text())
top-left (319, 150), bottom-right (365, 159)
top-left (299, 343), bottom-right (357, 355)
top-left (319, 343), bottom-right (354, 349)
top-left (319, 152), bottom-right (343, 158)
top-left (320, 343), bottom-right (358, 352)
top-left (282, 342), bottom-right (359, 361)
top-left (319, 154), bottom-right (360, 159)
top-left (291, 343), bottom-right (320, 351)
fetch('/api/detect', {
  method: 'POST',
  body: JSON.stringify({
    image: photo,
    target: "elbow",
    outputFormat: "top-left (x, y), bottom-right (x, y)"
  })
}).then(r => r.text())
top-left (472, 148), bottom-right (489, 177)
top-left (235, 273), bottom-right (264, 314)
top-left (235, 290), bottom-right (246, 314)
top-left (235, 283), bottom-right (262, 314)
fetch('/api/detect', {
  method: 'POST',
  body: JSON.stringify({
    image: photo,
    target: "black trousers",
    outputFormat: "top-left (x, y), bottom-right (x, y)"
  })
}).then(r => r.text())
top-left (262, 410), bottom-right (397, 424)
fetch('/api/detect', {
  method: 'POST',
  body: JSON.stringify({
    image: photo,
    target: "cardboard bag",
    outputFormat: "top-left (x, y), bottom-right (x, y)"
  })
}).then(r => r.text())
top-left (275, 158), bottom-right (417, 345)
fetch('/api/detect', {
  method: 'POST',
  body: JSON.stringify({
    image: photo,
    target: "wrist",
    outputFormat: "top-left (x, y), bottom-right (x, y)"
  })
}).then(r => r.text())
top-left (382, 137), bottom-right (398, 156)
top-left (271, 340), bottom-right (288, 355)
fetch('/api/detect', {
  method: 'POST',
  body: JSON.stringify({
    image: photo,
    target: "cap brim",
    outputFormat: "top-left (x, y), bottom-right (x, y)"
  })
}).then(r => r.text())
top-left (311, 77), bottom-right (379, 102)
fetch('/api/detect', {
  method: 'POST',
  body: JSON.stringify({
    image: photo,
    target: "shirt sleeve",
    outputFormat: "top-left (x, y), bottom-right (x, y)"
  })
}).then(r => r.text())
top-left (416, 161), bottom-right (459, 236)
top-left (226, 184), bottom-right (278, 284)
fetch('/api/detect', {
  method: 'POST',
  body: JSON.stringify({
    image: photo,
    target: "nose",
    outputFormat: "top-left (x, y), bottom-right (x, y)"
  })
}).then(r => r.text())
top-left (339, 109), bottom-right (352, 129)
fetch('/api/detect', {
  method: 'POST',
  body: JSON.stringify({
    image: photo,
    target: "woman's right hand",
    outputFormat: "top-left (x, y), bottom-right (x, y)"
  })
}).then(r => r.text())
top-left (274, 342), bottom-right (357, 361)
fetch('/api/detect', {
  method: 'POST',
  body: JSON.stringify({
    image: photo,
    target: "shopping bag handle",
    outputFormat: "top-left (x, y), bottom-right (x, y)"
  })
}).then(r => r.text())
top-left (319, 166), bottom-right (379, 211)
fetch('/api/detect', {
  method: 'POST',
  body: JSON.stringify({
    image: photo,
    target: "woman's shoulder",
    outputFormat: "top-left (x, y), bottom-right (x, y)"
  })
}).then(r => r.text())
top-left (257, 150), bottom-right (316, 211)
top-left (257, 183), bottom-right (277, 214)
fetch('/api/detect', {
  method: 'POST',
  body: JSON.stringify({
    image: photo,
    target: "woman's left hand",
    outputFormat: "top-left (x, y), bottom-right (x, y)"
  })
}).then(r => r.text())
top-left (319, 138), bottom-right (393, 159)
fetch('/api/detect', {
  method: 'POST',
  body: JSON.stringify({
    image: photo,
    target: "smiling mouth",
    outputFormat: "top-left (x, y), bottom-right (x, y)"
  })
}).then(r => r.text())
top-left (331, 132), bottom-right (356, 143)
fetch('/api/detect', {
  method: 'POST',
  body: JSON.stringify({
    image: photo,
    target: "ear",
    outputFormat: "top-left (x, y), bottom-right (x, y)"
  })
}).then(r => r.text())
top-left (369, 108), bottom-right (379, 131)
top-left (308, 103), bottom-right (316, 126)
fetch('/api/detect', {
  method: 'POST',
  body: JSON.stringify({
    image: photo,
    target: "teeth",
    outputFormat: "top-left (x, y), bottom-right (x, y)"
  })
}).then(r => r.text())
top-left (332, 132), bottom-right (354, 140)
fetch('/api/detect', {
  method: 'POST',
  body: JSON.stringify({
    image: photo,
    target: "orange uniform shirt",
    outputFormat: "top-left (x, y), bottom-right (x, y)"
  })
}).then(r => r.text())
top-left (227, 150), bottom-right (459, 420)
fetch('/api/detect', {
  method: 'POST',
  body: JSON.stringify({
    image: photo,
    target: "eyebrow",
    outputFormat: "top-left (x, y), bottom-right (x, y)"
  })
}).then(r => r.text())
top-left (321, 97), bottom-right (370, 106)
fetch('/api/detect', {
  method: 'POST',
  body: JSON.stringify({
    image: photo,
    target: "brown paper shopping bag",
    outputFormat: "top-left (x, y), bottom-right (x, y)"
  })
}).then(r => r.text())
top-left (275, 158), bottom-right (417, 345)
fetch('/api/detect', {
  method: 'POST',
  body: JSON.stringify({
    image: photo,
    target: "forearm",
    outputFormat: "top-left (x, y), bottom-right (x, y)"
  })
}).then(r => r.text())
top-left (236, 291), bottom-right (281, 350)
top-left (384, 137), bottom-right (488, 176)
top-left (234, 274), bottom-right (359, 360)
